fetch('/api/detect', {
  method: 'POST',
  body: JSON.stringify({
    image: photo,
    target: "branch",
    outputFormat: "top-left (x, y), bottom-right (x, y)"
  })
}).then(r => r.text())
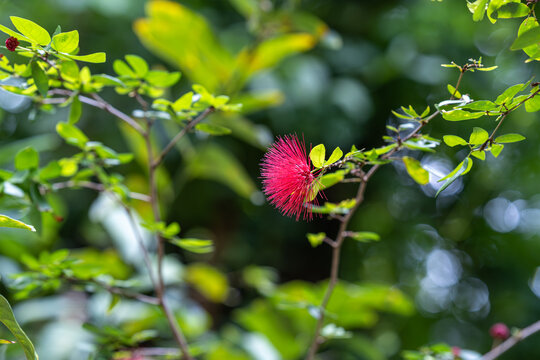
top-left (144, 120), bottom-right (194, 360)
top-left (482, 320), bottom-right (540, 360)
top-left (51, 180), bottom-right (151, 202)
top-left (47, 89), bottom-right (145, 134)
top-left (153, 106), bottom-right (215, 167)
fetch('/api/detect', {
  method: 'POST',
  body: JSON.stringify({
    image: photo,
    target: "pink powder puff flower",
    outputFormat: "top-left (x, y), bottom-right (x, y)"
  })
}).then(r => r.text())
top-left (261, 134), bottom-right (321, 221)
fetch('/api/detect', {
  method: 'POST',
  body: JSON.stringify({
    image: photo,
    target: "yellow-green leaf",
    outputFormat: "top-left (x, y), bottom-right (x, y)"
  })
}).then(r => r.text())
top-left (402, 156), bottom-right (429, 185)
top-left (310, 144), bottom-right (326, 168)
top-left (10, 16), bottom-right (50, 45)
top-left (0, 215), bottom-right (36, 232)
top-left (52, 30), bottom-right (79, 53)
top-left (324, 147), bottom-right (343, 166)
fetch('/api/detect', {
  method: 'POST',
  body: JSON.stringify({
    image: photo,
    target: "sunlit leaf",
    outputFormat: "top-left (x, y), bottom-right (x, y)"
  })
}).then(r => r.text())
top-left (306, 232), bottom-right (326, 247)
top-left (15, 147), bottom-right (39, 171)
top-left (495, 133), bottom-right (526, 143)
top-left (0, 215), bottom-right (35, 232)
top-left (0, 295), bottom-right (37, 359)
top-left (441, 110), bottom-right (484, 121)
top-left (443, 135), bottom-right (468, 147)
top-left (324, 147), bottom-right (343, 166)
top-left (310, 144), bottom-right (326, 168)
top-left (402, 156), bottom-right (429, 185)
top-left (185, 263), bottom-right (228, 302)
top-left (52, 30), bottom-right (79, 53)
top-left (469, 127), bottom-right (489, 145)
top-left (10, 16), bottom-right (50, 45)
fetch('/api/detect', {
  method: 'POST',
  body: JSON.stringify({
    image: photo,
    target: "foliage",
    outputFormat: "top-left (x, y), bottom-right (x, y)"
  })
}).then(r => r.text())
top-left (0, 0), bottom-right (539, 360)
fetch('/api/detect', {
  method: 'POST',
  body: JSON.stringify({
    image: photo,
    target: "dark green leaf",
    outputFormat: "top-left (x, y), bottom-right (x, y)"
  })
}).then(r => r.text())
top-left (31, 61), bottom-right (49, 97)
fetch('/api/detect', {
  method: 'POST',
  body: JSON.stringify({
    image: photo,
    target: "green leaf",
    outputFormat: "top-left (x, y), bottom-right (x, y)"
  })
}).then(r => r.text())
top-left (319, 170), bottom-right (346, 190)
top-left (15, 147), bottom-right (39, 171)
top-left (324, 147), bottom-right (343, 166)
top-left (459, 100), bottom-right (498, 111)
top-left (476, 65), bottom-right (498, 71)
top-left (469, 127), bottom-right (489, 145)
top-left (0, 24), bottom-right (32, 43)
top-left (518, 18), bottom-right (540, 60)
top-left (56, 122), bottom-right (89, 148)
top-left (195, 123), bottom-right (231, 136)
top-left (447, 84), bottom-right (461, 98)
top-left (467, 0), bottom-right (488, 21)
top-left (68, 95), bottom-right (82, 124)
top-left (10, 16), bottom-right (50, 45)
top-left (491, 143), bottom-right (504, 157)
top-left (145, 70), bottom-right (181, 87)
top-left (497, 2), bottom-right (530, 19)
top-left (495, 83), bottom-right (527, 104)
top-left (0, 215), bottom-right (35, 232)
top-left (173, 92), bottom-right (193, 111)
top-left (67, 53), bottom-right (106, 63)
top-left (443, 135), bottom-right (468, 147)
top-left (306, 232), bottom-right (326, 248)
top-left (511, 26), bottom-right (540, 51)
top-left (0, 295), bottom-right (38, 359)
top-left (185, 263), bottom-right (228, 302)
top-left (31, 61), bottom-right (48, 97)
top-left (0, 339), bottom-right (15, 344)
top-left (125, 55), bottom-right (149, 78)
top-left (436, 158), bottom-right (470, 197)
top-left (348, 231), bottom-right (380, 242)
top-left (51, 30), bottom-right (79, 53)
top-left (495, 133), bottom-right (526, 143)
top-left (471, 150), bottom-right (486, 160)
top-left (442, 110), bottom-right (484, 121)
top-left (525, 92), bottom-right (540, 112)
top-left (134, 1), bottom-right (235, 92)
top-left (402, 156), bottom-right (429, 185)
top-left (310, 144), bottom-right (326, 168)
top-left (170, 238), bottom-right (214, 254)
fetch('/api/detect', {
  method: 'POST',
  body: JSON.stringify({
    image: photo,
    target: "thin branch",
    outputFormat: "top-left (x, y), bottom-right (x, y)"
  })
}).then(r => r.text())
top-left (305, 68), bottom-right (464, 359)
top-left (64, 276), bottom-right (159, 305)
top-left (51, 180), bottom-right (151, 202)
top-left (47, 89), bottom-right (145, 134)
top-left (482, 320), bottom-right (540, 360)
top-left (153, 106), bottom-right (215, 167)
top-left (144, 121), bottom-right (194, 360)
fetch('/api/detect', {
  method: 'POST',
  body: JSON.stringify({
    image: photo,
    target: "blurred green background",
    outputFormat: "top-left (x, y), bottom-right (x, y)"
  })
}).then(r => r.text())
top-left (0, 0), bottom-right (540, 359)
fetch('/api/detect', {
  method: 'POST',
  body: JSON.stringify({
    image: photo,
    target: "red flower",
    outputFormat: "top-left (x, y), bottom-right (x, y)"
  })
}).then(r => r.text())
top-left (261, 134), bottom-right (320, 221)
top-left (5, 37), bottom-right (19, 52)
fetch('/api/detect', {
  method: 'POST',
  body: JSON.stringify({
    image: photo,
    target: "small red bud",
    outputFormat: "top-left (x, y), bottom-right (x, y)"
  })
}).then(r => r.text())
top-left (451, 346), bottom-right (461, 357)
top-left (53, 214), bottom-right (64, 222)
top-left (490, 323), bottom-right (510, 340)
top-left (5, 36), bottom-right (19, 52)
top-left (0, 54), bottom-right (4, 59)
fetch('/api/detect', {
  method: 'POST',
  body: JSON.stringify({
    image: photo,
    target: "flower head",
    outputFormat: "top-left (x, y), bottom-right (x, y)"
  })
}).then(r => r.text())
top-left (261, 134), bottom-right (320, 221)
top-left (5, 37), bottom-right (19, 52)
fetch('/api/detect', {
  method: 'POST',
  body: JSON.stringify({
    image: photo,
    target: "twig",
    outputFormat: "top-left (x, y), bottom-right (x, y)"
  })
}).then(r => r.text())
top-left (48, 89), bottom-right (145, 134)
top-left (305, 69), bottom-right (462, 359)
top-left (64, 276), bottom-right (159, 305)
top-left (153, 107), bottom-right (215, 167)
top-left (51, 180), bottom-right (151, 202)
top-left (144, 121), bottom-right (194, 360)
top-left (482, 320), bottom-right (540, 360)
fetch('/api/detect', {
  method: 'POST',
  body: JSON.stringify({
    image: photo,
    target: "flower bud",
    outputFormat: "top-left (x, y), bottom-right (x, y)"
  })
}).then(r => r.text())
top-left (489, 322), bottom-right (510, 340)
top-left (5, 36), bottom-right (19, 52)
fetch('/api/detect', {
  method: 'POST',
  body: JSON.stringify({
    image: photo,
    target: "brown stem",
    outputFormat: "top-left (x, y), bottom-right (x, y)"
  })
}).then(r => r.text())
top-left (482, 320), bottom-right (540, 360)
top-left (48, 89), bottom-right (145, 134)
top-left (153, 107), bottom-right (215, 167)
top-left (144, 123), bottom-right (194, 360)
top-left (305, 68), bottom-right (467, 359)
